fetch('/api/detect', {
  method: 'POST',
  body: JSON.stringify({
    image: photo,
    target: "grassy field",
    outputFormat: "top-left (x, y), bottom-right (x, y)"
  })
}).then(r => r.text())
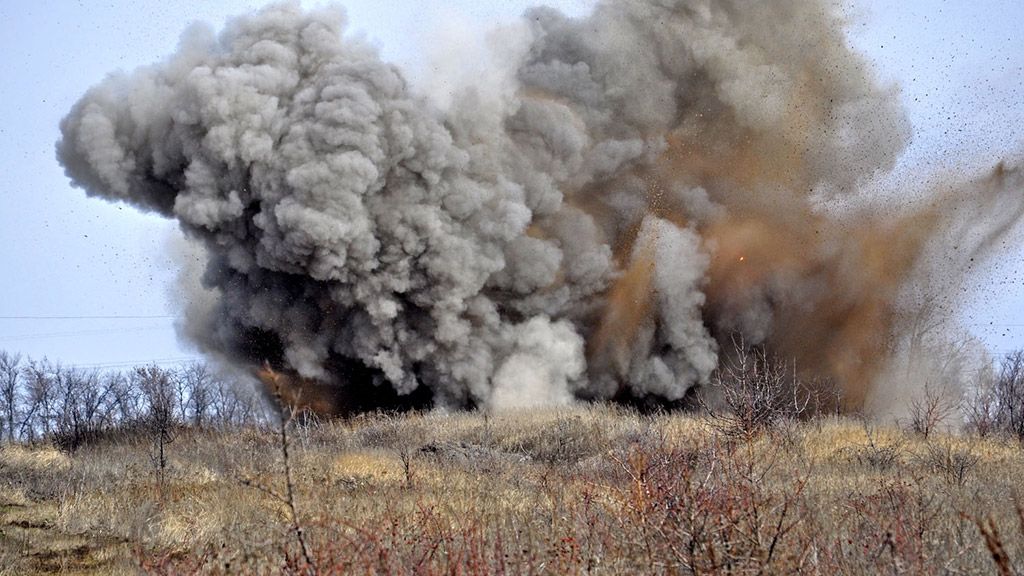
top-left (2, 406), bottom-right (1024, 574)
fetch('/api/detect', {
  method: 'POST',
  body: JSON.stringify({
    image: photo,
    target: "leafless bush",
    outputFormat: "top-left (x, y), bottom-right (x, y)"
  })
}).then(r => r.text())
top-left (921, 442), bottom-right (979, 488)
top-left (515, 415), bottom-right (606, 465)
top-left (603, 432), bottom-right (807, 573)
top-left (855, 420), bottom-right (905, 471)
top-left (704, 337), bottom-right (809, 439)
top-left (352, 412), bottom-right (429, 487)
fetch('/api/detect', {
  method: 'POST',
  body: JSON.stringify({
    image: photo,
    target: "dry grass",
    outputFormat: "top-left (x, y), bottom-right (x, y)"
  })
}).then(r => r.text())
top-left (2, 405), bottom-right (1024, 573)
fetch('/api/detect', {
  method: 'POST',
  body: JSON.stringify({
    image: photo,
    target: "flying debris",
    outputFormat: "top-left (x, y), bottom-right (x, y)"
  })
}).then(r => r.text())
top-left (58, 1), bottom-right (1024, 414)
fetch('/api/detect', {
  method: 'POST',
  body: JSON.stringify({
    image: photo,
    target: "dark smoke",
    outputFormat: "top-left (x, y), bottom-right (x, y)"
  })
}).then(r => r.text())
top-left (58, 1), bottom-right (1024, 413)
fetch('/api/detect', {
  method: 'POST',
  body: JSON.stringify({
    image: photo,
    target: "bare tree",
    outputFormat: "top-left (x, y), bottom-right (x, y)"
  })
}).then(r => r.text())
top-left (966, 363), bottom-right (1000, 437)
top-left (78, 370), bottom-right (113, 430)
top-left (209, 372), bottom-right (266, 427)
top-left (994, 351), bottom-right (1024, 440)
top-left (52, 365), bottom-right (86, 449)
top-left (966, 351), bottom-right (1024, 440)
top-left (45, 365), bottom-right (116, 450)
top-left (134, 365), bottom-right (178, 489)
top-left (210, 375), bottom-right (235, 425)
top-left (104, 371), bottom-right (144, 424)
top-left (23, 359), bottom-right (56, 441)
top-left (0, 352), bottom-right (21, 442)
top-left (241, 366), bottom-right (317, 573)
top-left (908, 382), bottom-right (961, 440)
top-left (176, 362), bottom-right (213, 427)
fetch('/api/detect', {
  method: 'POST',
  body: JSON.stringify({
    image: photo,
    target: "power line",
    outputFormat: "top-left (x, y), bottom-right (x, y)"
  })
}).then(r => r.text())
top-left (68, 356), bottom-right (206, 370)
top-left (0, 325), bottom-right (172, 343)
top-left (0, 315), bottom-right (174, 320)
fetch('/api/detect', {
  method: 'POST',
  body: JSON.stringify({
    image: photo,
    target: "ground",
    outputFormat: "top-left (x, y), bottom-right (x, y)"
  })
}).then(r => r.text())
top-left (1, 406), bottom-right (1023, 574)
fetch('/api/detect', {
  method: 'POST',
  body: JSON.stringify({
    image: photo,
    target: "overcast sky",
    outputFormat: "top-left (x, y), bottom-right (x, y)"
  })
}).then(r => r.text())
top-left (0, 0), bottom-right (1021, 370)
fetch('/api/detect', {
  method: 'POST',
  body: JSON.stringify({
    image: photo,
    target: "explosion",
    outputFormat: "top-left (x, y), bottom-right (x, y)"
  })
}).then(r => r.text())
top-left (58, 0), bottom-right (1023, 414)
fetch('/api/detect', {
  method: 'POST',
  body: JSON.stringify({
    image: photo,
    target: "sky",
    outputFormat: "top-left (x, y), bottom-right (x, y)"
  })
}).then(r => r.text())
top-left (0, 0), bottom-right (1021, 371)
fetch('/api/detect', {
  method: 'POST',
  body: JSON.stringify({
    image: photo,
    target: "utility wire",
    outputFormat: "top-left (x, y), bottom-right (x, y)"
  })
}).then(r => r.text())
top-left (67, 356), bottom-right (205, 370)
top-left (0, 315), bottom-right (174, 320)
top-left (0, 325), bottom-right (172, 343)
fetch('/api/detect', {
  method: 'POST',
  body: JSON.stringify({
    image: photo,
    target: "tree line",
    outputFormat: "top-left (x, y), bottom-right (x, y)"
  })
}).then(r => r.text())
top-left (2, 346), bottom-right (1024, 450)
top-left (0, 351), bottom-right (267, 449)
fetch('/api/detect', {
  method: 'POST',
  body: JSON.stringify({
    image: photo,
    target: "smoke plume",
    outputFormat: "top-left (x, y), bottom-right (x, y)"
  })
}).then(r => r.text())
top-left (58, 1), bottom-right (1024, 413)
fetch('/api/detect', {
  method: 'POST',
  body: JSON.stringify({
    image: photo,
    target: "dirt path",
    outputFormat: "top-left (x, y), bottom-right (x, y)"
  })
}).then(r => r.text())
top-left (0, 501), bottom-right (133, 575)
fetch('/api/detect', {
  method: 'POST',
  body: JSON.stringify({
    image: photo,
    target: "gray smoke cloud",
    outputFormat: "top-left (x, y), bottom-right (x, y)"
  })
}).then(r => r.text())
top-left (58, 1), bottom-right (1023, 412)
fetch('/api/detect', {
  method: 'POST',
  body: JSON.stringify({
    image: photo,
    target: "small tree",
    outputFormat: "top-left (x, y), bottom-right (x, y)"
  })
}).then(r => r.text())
top-left (134, 365), bottom-right (178, 491)
top-left (908, 382), bottom-right (961, 440)
top-left (241, 366), bottom-right (317, 573)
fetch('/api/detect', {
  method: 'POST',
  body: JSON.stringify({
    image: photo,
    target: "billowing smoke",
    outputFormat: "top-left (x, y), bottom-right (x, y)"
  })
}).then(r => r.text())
top-left (58, 1), bottom-right (1023, 413)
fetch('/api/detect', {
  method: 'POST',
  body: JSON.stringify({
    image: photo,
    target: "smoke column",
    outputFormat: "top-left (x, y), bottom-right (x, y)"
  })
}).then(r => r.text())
top-left (58, 1), bottom-right (1024, 413)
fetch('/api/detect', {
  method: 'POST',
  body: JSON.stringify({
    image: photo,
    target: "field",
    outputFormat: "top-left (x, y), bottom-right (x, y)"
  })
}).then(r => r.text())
top-left (2, 406), bottom-right (1024, 574)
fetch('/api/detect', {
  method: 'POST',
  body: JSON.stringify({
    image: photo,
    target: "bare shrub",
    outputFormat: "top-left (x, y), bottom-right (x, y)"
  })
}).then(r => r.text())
top-left (358, 412), bottom-right (427, 487)
top-left (605, 432), bottom-right (807, 573)
top-left (704, 337), bottom-right (809, 439)
top-left (854, 420), bottom-right (905, 471)
top-left (921, 442), bottom-right (979, 488)
top-left (514, 415), bottom-right (605, 465)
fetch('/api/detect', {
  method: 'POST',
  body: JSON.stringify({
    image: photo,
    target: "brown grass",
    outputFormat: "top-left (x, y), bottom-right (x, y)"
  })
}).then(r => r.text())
top-left (3, 406), bottom-right (1024, 574)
